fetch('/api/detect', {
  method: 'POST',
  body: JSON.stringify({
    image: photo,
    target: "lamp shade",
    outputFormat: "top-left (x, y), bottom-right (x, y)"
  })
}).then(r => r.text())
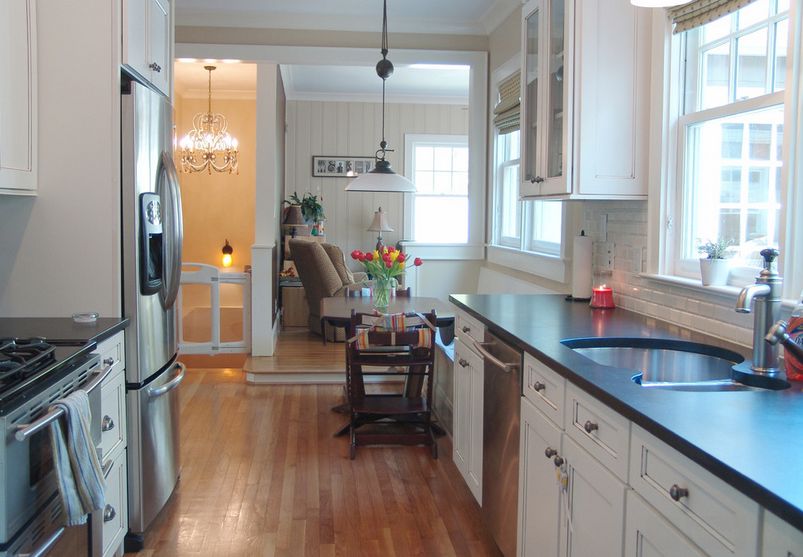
top-left (367, 207), bottom-right (394, 233)
top-left (283, 205), bottom-right (305, 225)
top-left (344, 160), bottom-right (416, 193)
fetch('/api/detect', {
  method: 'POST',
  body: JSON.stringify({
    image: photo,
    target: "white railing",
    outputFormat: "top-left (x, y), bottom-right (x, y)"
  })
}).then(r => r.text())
top-left (177, 263), bottom-right (251, 354)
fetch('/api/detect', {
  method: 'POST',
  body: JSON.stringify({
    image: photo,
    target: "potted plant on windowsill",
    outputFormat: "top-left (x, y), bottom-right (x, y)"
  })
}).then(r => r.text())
top-left (698, 239), bottom-right (733, 286)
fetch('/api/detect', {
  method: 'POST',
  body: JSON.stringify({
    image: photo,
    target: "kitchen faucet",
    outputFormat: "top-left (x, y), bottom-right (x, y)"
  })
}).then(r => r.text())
top-left (735, 248), bottom-right (782, 374)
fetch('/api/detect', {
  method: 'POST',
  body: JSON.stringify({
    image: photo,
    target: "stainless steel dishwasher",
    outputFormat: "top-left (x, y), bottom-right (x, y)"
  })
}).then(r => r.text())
top-left (471, 330), bottom-right (522, 557)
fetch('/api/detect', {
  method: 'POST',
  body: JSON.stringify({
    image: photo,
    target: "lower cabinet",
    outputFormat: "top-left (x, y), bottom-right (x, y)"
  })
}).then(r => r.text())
top-left (453, 337), bottom-right (483, 504)
top-left (625, 490), bottom-right (706, 557)
top-left (761, 510), bottom-right (803, 556)
top-left (518, 397), bottom-right (562, 557)
top-left (99, 449), bottom-right (129, 557)
top-left (561, 435), bottom-right (626, 557)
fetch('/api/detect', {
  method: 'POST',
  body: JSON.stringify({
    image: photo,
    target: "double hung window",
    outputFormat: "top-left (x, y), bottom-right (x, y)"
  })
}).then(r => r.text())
top-left (672, 0), bottom-right (789, 280)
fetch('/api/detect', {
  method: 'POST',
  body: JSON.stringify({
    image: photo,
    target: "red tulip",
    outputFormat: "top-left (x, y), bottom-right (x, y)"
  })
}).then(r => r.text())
top-left (385, 260), bottom-right (393, 268)
top-left (397, 253), bottom-right (405, 263)
top-left (350, 250), bottom-right (362, 260)
top-left (363, 252), bottom-right (373, 262)
top-left (414, 257), bottom-right (423, 266)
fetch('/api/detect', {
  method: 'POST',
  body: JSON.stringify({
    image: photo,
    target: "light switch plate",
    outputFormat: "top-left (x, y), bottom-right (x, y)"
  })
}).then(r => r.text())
top-left (601, 242), bottom-right (615, 271)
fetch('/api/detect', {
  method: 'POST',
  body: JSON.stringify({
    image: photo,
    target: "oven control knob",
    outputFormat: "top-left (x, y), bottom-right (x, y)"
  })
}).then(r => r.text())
top-left (101, 415), bottom-right (115, 432)
top-left (104, 504), bottom-right (117, 522)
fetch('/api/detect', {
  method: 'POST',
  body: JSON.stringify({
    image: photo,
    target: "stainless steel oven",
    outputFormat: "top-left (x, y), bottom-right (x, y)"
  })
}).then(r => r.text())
top-left (0, 351), bottom-right (111, 557)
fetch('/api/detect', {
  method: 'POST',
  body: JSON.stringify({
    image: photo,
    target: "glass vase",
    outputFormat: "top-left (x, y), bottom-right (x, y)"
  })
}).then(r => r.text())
top-left (372, 277), bottom-right (394, 312)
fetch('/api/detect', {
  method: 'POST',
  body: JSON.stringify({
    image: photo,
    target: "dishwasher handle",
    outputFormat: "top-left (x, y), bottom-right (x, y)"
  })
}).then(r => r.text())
top-left (471, 339), bottom-right (520, 373)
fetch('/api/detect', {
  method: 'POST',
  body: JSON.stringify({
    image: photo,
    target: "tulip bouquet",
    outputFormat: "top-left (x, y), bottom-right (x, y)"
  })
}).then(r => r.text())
top-left (350, 246), bottom-right (422, 310)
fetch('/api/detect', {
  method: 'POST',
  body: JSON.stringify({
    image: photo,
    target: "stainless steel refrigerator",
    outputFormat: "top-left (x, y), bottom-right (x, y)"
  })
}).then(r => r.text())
top-left (120, 72), bottom-right (185, 550)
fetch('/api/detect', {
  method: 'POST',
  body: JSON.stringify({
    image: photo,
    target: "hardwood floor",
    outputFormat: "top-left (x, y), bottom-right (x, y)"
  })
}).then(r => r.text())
top-left (129, 366), bottom-right (500, 556)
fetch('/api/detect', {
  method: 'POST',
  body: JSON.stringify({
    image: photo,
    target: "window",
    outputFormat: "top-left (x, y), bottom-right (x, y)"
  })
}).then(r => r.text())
top-left (672, 0), bottom-right (789, 279)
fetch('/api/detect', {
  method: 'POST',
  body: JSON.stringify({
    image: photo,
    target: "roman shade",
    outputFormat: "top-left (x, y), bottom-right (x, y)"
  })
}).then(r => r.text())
top-left (669, 0), bottom-right (757, 34)
top-left (493, 71), bottom-right (520, 134)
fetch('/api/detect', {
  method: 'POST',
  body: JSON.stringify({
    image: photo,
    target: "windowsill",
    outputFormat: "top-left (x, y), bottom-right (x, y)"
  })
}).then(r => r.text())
top-left (487, 245), bottom-right (566, 283)
top-left (398, 242), bottom-right (484, 261)
top-left (639, 273), bottom-right (796, 310)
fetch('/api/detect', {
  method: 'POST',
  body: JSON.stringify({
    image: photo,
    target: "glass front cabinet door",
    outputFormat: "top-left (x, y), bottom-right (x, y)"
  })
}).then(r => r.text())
top-left (520, 0), bottom-right (571, 197)
top-left (520, 0), bottom-right (650, 200)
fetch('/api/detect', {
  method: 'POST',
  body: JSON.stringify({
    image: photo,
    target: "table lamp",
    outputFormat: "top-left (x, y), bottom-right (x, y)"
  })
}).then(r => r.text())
top-left (367, 207), bottom-right (394, 251)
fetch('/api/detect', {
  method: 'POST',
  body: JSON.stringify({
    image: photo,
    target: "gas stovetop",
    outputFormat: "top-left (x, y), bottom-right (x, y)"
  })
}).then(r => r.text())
top-left (0, 337), bottom-right (95, 414)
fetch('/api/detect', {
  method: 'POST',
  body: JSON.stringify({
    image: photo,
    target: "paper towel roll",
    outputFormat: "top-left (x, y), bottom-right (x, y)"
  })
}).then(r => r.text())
top-left (572, 232), bottom-right (592, 299)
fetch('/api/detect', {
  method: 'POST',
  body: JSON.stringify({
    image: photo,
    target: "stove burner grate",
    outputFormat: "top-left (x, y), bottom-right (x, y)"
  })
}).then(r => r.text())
top-left (0, 338), bottom-right (57, 387)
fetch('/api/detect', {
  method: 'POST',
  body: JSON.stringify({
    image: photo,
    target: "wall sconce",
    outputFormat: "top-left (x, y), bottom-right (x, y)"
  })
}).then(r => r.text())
top-left (221, 239), bottom-right (234, 268)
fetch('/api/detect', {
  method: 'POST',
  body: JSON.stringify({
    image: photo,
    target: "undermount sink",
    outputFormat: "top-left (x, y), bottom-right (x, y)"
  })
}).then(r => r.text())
top-left (561, 337), bottom-right (786, 392)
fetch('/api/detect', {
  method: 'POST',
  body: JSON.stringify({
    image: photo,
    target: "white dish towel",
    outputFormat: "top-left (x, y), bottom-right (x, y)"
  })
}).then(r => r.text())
top-left (48, 390), bottom-right (105, 525)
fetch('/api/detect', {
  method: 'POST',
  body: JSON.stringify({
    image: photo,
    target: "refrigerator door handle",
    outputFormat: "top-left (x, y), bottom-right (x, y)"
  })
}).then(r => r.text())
top-left (159, 151), bottom-right (183, 310)
top-left (147, 362), bottom-right (186, 398)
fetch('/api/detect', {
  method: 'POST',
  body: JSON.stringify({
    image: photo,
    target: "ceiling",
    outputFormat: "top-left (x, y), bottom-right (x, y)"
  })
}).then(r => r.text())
top-left (174, 60), bottom-right (471, 104)
top-left (175, 0), bottom-right (519, 36)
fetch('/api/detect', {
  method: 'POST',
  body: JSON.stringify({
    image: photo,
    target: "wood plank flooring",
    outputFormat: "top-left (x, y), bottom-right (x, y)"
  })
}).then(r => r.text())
top-left (245, 330), bottom-right (346, 374)
top-left (129, 367), bottom-right (500, 556)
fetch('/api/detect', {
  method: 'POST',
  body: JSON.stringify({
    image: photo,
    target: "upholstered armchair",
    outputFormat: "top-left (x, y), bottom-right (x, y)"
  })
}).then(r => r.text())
top-left (288, 239), bottom-right (365, 337)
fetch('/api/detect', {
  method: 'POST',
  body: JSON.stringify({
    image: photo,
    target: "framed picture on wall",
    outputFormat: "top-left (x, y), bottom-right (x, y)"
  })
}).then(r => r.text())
top-left (312, 156), bottom-right (374, 177)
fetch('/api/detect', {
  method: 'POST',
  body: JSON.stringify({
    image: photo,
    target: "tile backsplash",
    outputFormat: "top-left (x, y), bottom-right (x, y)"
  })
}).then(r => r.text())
top-left (581, 201), bottom-right (757, 348)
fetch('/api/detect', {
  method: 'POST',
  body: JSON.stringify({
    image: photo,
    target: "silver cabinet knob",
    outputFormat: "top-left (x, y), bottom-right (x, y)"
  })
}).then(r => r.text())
top-left (103, 504), bottom-right (116, 522)
top-left (544, 447), bottom-right (558, 459)
top-left (532, 381), bottom-right (546, 392)
top-left (530, 175), bottom-right (544, 184)
top-left (103, 357), bottom-right (114, 367)
top-left (461, 326), bottom-right (471, 333)
top-left (553, 455), bottom-right (564, 467)
top-left (583, 420), bottom-right (599, 433)
top-left (458, 358), bottom-right (469, 368)
top-left (669, 484), bottom-right (689, 501)
top-left (101, 415), bottom-right (115, 432)
top-left (149, 62), bottom-right (162, 73)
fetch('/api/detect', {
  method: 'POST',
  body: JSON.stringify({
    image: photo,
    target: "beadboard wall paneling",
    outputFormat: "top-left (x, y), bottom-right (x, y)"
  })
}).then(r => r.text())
top-left (285, 100), bottom-right (469, 262)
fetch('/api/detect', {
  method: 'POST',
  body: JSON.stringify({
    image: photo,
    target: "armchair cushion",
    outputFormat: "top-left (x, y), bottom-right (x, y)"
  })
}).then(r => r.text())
top-left (321, 243), bottom-right (356, 286)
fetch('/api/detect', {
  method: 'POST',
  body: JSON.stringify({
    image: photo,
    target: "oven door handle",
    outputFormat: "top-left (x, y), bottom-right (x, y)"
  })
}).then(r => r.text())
top-left (15, 526), bottom-right (65, 557)
top-left (14, 362), bottom-right (113, 442)
top-left (147, 362), bottom-right (186, 399)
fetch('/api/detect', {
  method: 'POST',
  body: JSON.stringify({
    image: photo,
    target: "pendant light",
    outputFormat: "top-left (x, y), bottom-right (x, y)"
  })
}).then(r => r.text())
top-left (344, 0), bottom-right (416, 193)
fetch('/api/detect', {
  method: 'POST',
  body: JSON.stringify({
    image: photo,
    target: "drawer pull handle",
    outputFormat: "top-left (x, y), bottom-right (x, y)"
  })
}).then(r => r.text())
top-left (583, 420), bottom-right (599, 433)
top-left (532, 381), bottom-right (546, 392)
top-left (461, 326), bottom-right (471, 333)
top-left (101, 415), bottom-right (115, 432)
top-left (669, 484), bottom-right (689, 501)
top-left (104, 504), bottom-right (117, 522)
top-left (544, 447), bottom-right (558, 459)
top-left (553, 455), bottom-right (564, 467)
top-left (103, 357), bottom-right (114, 367)
top-left (458, 358), bottom-right (469, 368)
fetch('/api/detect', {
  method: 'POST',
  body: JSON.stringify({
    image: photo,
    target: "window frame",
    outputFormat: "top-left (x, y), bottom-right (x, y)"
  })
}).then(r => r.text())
top-left (651, 1), bottom-right (802, 300)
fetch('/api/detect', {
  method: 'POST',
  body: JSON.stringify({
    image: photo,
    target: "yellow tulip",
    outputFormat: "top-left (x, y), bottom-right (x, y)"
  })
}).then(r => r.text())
top-left (390, 251), bottom-right (399, 261)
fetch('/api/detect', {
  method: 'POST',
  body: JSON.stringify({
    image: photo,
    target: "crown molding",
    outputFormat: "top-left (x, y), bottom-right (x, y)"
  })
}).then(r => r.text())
top-left (177, 88), bottom-right (257, 100)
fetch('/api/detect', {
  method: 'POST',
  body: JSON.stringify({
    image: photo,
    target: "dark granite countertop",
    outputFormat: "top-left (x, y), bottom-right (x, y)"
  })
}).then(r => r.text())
top-left (0, 317), bottom-right (129, 345)
top-left (449, 293), bottom-right (803, 531)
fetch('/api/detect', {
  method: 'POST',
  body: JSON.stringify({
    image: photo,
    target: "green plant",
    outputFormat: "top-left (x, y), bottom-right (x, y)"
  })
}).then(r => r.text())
top-left (284, 191), bottom-right (325, 224)
top-left (697, 238), bottom-right (733, 259)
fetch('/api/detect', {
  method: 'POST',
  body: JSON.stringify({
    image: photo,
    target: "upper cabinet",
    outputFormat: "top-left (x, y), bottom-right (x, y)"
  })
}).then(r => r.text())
top-left (0, 0), bottom-right (37, 195)
top-left (123, 0), bottom-right (172, 97)
top-left (520, 0), bottom-right (650, 199)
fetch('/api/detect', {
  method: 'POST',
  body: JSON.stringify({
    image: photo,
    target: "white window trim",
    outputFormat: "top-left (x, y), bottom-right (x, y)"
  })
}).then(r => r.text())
top-left (647, 4), bottom-right (803, 302)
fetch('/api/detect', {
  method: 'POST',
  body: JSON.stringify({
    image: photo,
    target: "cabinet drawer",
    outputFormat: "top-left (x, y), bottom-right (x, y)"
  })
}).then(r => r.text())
top-left (564, 383), bottom-right (630, 481)
top-left (96, 331), bottom-right (125, 378)
top-left (629, 425), bottom-right (760, 557)
top-left (101, 450), bottom-right (128, 557)
top-left (625, 490), bottom-right (706, 557)
top-left (99, 366), bottom-right (126, 460)
top-left (455, 309), bottom-right (485, 346)
top-left (522, 352), bottom-right (565, 428)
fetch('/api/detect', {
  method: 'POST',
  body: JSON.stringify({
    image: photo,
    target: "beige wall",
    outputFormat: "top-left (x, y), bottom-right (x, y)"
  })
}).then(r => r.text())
top-left (488, 7), bottom-right (522, 73)
top-left (176, 97), bottom-right (256, 272)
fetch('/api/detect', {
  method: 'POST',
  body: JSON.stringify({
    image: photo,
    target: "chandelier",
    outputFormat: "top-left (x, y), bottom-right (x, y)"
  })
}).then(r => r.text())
top-left (178, 65), bottom-right (239, 174)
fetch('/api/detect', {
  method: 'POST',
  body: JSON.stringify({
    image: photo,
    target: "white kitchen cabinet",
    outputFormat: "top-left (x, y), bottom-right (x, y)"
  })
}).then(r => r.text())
top-left (518, 397), bottom-right (563, 557)
top-left (0, 0), bottom-right (37, 195)
top-left (519, 0), bottom-right (650, 199)
top-left (761, 510), bottom-right (803, 556)
top-left (123, 0), bottom-right (172, 97)
top-left (625, 490), bottom-right (706, 557)
top-left (453, 337), bottom-right (483, 504)
top-left (561, 435), bottom-right (627, 557)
